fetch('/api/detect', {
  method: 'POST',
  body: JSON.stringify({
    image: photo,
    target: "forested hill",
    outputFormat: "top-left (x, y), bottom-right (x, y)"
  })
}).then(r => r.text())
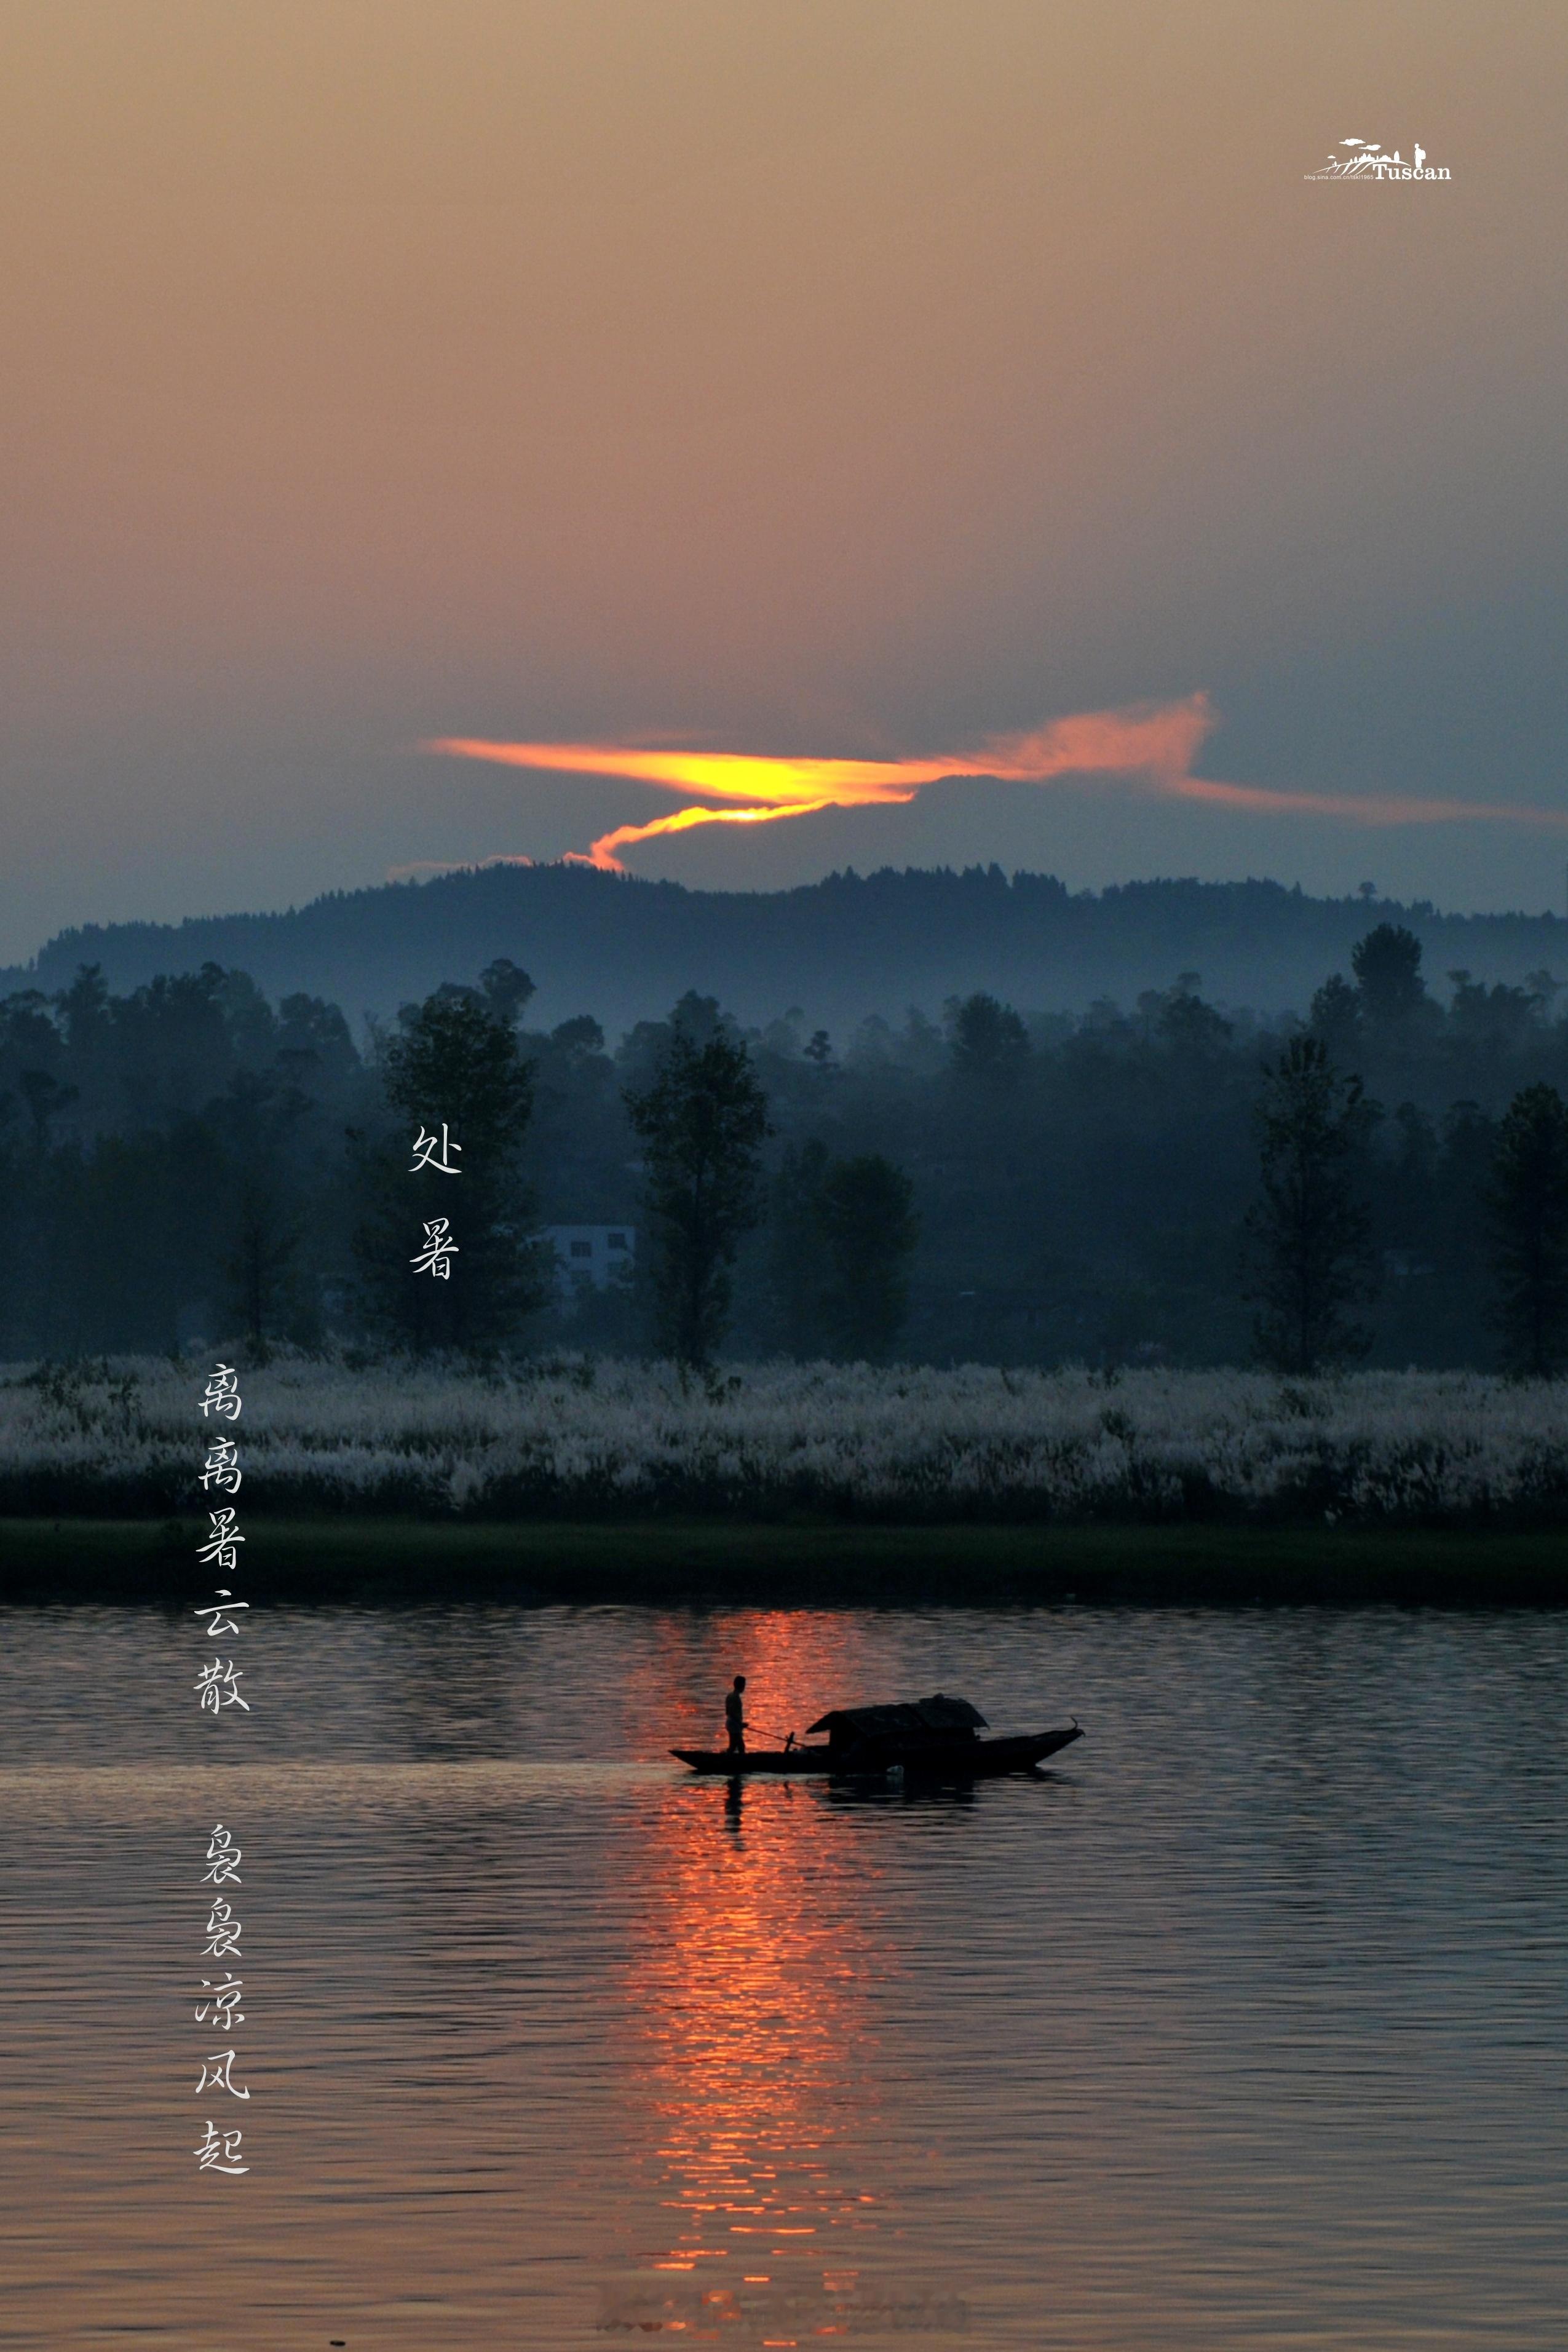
top-left (5, 863), bottom-right (1564, 1032)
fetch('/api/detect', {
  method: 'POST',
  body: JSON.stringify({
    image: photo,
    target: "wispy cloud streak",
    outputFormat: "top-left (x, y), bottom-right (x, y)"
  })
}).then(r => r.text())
top-left (425, 695), bottom-right (1568, 869)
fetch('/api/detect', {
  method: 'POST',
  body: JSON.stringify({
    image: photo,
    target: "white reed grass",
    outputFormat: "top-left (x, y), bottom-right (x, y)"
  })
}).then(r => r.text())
top-left (2, 1353), bottom-right (1567, 1523)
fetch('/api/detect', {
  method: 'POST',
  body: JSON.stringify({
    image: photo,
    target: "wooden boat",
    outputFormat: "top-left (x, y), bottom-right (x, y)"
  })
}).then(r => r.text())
top-left (670, 1725), bottom-right (1082, 1778)
top-left (672, 1693), bottom-right (1082, 1779)
top-left (672, 1743), bottom-right (839, 1776)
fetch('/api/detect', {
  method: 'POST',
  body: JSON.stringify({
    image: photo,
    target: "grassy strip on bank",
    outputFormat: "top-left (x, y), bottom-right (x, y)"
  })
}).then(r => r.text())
top-left (7, 1357), bottom-right (1568, 1529)
top-left (1, 1516), bottom-right (1565, 1608)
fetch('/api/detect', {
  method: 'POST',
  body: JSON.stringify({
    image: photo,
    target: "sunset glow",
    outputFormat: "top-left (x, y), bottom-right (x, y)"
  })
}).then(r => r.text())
top-left (2, 4), bottom-right (1563, 953)
top-left (427, 695), bottom-right (1568, 871)
top-left (601, 1614), bottom-right (892, 2337)
top-left (426, 699), bottom-right (1219, 869)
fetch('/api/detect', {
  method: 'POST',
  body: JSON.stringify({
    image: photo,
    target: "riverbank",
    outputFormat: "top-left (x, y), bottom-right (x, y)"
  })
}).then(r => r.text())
top-left (4, 1516), bottom-right (1566, 1607)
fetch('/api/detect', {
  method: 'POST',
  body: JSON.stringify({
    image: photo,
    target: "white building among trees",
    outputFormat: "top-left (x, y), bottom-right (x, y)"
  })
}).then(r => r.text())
top-left (542, 1224), bottom-right (636, 1299)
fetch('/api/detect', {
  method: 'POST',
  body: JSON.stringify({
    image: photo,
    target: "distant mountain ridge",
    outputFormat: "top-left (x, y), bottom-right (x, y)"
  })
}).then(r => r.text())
top-left (3, 863), bottom-right (1563, 1034)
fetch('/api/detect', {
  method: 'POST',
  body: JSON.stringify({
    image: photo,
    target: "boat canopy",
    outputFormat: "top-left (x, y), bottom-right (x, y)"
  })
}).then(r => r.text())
top-left (805, 1692), bottom-right (989, 1740)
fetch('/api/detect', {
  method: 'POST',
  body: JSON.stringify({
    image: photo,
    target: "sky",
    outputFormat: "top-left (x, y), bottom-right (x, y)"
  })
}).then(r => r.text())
top-left (1, 0), bottom-right (1565, 965)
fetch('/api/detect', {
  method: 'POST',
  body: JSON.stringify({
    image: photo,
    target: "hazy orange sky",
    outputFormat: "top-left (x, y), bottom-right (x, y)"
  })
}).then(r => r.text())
top-left (1, 1), bottom-right (1565, 960)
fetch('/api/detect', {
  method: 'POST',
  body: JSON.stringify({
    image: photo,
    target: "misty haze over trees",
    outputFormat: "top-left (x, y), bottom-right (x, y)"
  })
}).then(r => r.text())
top-left (6, 916), bottom-right (1568, 1376)
top-left (5, 861), bottom-right (1568, 1037)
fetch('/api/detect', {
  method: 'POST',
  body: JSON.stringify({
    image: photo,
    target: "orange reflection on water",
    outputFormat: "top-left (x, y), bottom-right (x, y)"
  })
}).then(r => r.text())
top-left (636, 1779), bottom-right (881, 2246)
top-left (615, 1614), bottom-right (894, 2300)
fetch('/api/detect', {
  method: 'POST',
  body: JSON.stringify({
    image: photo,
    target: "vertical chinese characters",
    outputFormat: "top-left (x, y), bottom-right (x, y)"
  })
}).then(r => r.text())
top-left (411, 1122), bottom-right (463, 1176)
top-left (410, 1122), bottom-right (461, 1281)
top-left (194, 1823), bottom-right (250, 2169)
top-left (193, 1363), bottom-right (253, 2174)
top-left (411, 1216), bottom-right (459, 1278)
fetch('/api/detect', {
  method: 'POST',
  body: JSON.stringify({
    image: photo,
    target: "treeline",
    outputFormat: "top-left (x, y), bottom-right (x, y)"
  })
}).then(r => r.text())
top-left (10, 859), bottom-right (1567, 1036)
top-left (2, 926), bottom-right (1568, 1372)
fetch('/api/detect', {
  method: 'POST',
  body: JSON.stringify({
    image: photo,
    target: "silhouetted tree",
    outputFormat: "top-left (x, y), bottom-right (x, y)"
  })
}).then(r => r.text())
top-left (1353, 924), bottom-right (1426, 1024)
top-left (768, 1140), bottom-right (833, 1357)
top-left (215, 1072), bottom-right (314, 1356)
top-left (1155, 980), bottom-right (1233, 1058)
top-left (478, 957), bottom-right (536, 1027)
top-left (817, 1154), bottom-right (919, 1360)
top-left (946, 992), bottom-right (1030, 1079)
top-left (1486, 1082), bottom-right (1568, 1376)
top-left (1409, 1101), bottom-right (1497, 1363)
top-left (46, 1118), bottom-right (225, 1353)
top-left (0, 1097), bottom-right (36, 1354)
top-left (382, 987), bottom-right (535, 1165)
top-left (1309, 972), bottom-right (1363, 1064)
top-left (1446, 970), bottom-right (1543, 1055)
top-left (550, 1015), bottom-right (605, 1058)
top-left (18, 1067), bottom-right (79, 1150)
top-left (275, 992), bottom-right (360, 1088)
top-left (624, 1015), bottom-right (769, 1369)
top-left (768, 1144), bottom-right (918, 1360)
top-left (55, 963), bottom-right (111, 1057)
top-left (1525, 968), bottom-right (1561, 1020)
top-left (1244, 1037), bottom-right (1378, 1371)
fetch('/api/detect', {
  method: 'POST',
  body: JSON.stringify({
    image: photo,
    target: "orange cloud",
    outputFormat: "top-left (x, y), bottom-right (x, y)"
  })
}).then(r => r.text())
top-left (1168, 775), bottom-right (1568, 830)
top-left (424, 695), bottom-right (1568, 869)
top-left (972, 696), bottom-right (1218, 785)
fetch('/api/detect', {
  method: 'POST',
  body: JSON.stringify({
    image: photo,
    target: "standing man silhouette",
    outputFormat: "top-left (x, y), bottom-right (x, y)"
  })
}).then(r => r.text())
top-left (724, 1675), bottom-right (746, 1757)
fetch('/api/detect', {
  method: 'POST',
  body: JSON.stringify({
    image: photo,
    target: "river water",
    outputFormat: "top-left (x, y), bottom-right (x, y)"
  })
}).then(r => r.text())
top-left (1, 1602), bottom-right (1565, 2349)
